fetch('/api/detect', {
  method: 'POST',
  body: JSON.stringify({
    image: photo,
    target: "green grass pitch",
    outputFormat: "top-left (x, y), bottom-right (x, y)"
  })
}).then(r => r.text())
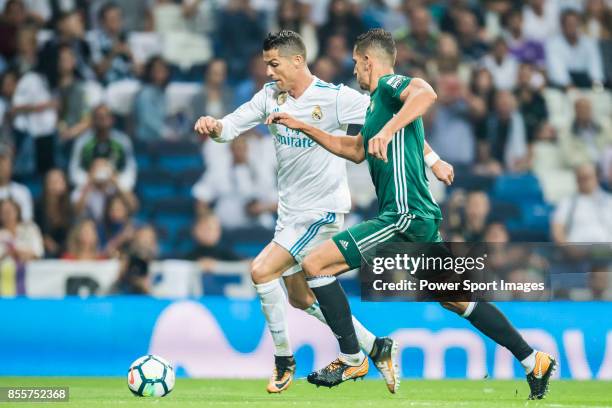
top-left (1, 377), bottom-right (610, 407)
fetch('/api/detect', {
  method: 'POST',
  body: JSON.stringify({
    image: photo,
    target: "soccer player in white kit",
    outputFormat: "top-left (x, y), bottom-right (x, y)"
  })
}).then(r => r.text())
top-left (194, 30), bottom-right (453, 394)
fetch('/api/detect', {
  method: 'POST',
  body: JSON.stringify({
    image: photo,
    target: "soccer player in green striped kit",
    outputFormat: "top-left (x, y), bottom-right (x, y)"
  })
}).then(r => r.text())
top-left (266, 28), bottom-right (555, 400)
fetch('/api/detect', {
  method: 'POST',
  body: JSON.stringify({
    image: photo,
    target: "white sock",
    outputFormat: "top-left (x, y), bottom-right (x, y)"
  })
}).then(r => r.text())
top-left (254, 279), bottom-right (292, 357)
top-left (304, 303), bottom-right (376, 355)
top-left (339, 351), bottom-right (366, 366)
top-left (352, 317), bottom-right (376, 355)
top-left (521, 350), bottom-right (537, 374)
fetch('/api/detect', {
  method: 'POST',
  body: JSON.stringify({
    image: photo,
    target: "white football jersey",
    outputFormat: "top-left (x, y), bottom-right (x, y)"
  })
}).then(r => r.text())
top-left (215, 77), bottom-right (370, 222)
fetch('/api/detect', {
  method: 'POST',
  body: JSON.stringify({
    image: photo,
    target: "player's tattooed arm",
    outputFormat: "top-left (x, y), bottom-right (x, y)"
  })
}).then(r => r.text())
top-left (368, 78), bottom-right (437, 162)
top-left (266, 112), bottom-right (366, 163)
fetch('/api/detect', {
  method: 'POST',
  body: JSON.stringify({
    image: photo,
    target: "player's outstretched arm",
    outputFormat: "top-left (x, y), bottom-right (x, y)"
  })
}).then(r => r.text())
top-left (266, 112), bottom-right (366, 163)
top-left (369, 78), bottom-right (437, 162)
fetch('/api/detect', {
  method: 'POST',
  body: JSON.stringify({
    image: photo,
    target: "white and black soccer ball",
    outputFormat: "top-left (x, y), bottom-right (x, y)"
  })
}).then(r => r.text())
top-left (127, 355), bottom-right (175, 397)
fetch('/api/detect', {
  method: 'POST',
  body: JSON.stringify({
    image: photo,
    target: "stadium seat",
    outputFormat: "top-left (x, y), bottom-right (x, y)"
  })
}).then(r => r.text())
top-left (223, 226), bottom-right (274, 258)
top-left (137, 169), bottom-right (177, 203)
top-left (490, 200), bottom-right (521, 221)
top-left (507, 228), bottom-right (550, 242)
top-left (519, 201), bottom-right (554, 231)
top-left (152, 197), bottom-right (193, 215)
top-left (157, 154), bottom-right (203, 173)
top-left (492, 173), bottom-right (543, 203)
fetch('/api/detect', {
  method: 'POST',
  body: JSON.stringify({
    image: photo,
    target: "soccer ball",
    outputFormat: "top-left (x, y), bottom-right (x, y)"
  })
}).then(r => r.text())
top-left (127, 355), bottom-right (175, 397)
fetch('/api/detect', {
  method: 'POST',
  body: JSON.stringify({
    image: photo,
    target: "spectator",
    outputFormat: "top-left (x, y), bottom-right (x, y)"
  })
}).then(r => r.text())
top-left (72, 157), bottom-right (138, 224)
top-left (0, 143), bottom-right (33, 221)
top-left (559, 97), bottom-right (612, 168)
top-left (502, 8), bottom-right (546, 67)
top-left (455, 10), bottom-right (489, 62)
top-left (69, 103), bottom-right (136, 191)
top-left (582, 0), bottom-right (609, 40)
top-left (426, 34), bottom-right (471, 81)
top-left (275, 0), bottom-right (318, 63)
top-left (439, 0), bottom-right (485, 37)
top-left (87, 1), bottom-right (133, 85)
top-left (546, 9), bottom-right (605, 89)
top-left (484, 222), bottom-right (510, 243)
top-left (311, 56), bottom-right (337, 84)
top-left (11, 68), bottom-right (57, 174)
top-left (233, 55), bottom-right (268, 108)
top-left (484, 90), bottom-right (528, 172)
top-left (35, 168), bottom-right (72, 258)
top-left (111, 224), bottom-right (158, 294)
top-left (0, 198), bottom-right (43, 261)
top-left (481, 37), bottom-right (519, 91)
top-left (0, 69), bottom-right (17, 134)
top-left (427, 73), bottom-right (481, 165)
top-left (56, 44), bottom-right (91, 166)
top-left (321, 34), bottom-right (353, 84)
top-left (11, 25), bottom-right (38, 75)
top-left (469, 67), bottom-right (495, 140)
top-left (217, 0), bottom-right (266, 81)
top-left (0, 0), bottom-right (28, 61)
top-left (38, 10), bottom-right (94, 88)
top-left (185, 213), bottom-right (242, 272)
top-left (395, 6), bottom-right (438, 70)
top-left (551, 163), bottom-right (612, 243)
top-left (100, 193), bottom-right (135, 257)
top-left (190, 59), bottom-right (232, 123)
top-left (62, 218), bottom-right (105, 260)
top-left (586, 265), bottom-right (612, 300)
top-left (515, 63), bottom-right (548, 142)
top-left (192, 136), bottom-right (276, 230)
top-left (133, 56), bottom-right (174, 142)
top-left (318, 0), bottom-right (365, 50)
top-left (461, 191), bottom-right (491, 242)
top-left (522, 0), bottom-right (559, 44)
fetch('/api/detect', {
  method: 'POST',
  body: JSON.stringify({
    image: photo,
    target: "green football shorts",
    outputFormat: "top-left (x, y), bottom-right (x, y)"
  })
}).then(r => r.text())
top-left (332, 212), bottom-right (443, 269)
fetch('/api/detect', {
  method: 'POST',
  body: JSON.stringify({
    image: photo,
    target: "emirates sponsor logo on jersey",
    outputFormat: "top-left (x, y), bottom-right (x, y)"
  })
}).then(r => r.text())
top-left (312, 105), bottom-right (323, 121)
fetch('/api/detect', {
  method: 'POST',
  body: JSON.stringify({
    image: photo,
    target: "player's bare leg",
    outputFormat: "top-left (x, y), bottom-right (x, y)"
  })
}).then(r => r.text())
top-left (251, 242), bottom-right (297, 393)
top-left (441, 301), bottom-right (556, 399)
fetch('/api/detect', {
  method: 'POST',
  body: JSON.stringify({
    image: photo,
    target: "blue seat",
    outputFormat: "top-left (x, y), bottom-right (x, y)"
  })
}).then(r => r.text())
top-left (492, 173), bottom-right (543, 203)
top-left (154, 213), bottom-right (193, 241)
top-left (137, 183), bottom-right (176, 201)
top-left (519, 201), bottom-right (553, 231)
top-left (157, 155), bottom-right (203, 173)
top-left (136, 153), bottom-right (153, 171)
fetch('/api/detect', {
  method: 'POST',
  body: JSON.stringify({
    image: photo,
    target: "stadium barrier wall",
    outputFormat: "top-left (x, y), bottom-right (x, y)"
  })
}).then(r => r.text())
top-left (1, 297), bottom-right (611, 379)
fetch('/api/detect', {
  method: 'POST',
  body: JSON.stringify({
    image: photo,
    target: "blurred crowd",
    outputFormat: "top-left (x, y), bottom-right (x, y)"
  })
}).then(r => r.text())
top-left (0, 0), bottom-right (610, 298)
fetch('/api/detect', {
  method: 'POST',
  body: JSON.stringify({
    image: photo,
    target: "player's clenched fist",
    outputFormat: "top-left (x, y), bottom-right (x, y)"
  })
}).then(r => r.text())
top-left (431, 159), bottom-right (454, 186)
top-left (368, 131), bottom-right (393, 162)
top-left (194, 116), bottom-right (222, 139)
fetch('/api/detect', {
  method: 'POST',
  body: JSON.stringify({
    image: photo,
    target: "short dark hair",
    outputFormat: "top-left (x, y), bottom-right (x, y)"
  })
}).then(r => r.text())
top-left (263, 30), bottom-right (306, 58)
top-left (354, 28), bottom-right (396, 64)
top-left (98, 1), bottom-right (120, 22)
top-left (561, 8), bottom-right (580, 25)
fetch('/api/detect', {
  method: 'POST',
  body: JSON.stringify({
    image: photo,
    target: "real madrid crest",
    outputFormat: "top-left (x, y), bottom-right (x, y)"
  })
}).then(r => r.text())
top-left (277, 91), bottom-right (288, 105)
top-left (312, 105), bottom-right (323, 121)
